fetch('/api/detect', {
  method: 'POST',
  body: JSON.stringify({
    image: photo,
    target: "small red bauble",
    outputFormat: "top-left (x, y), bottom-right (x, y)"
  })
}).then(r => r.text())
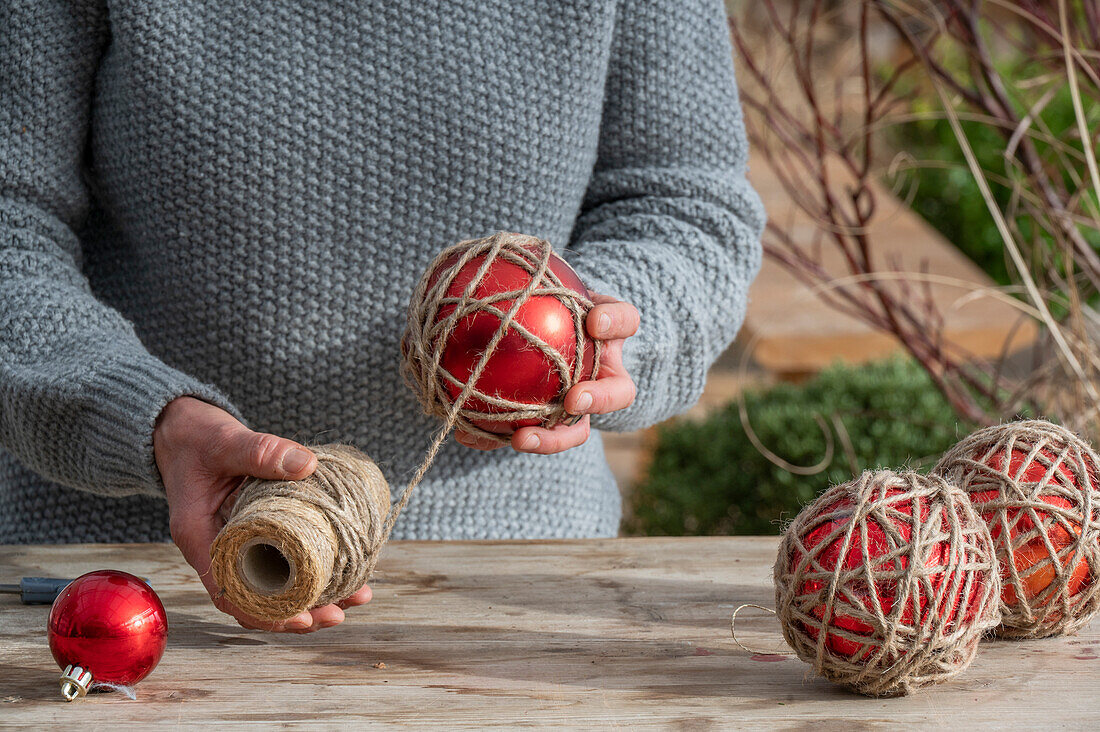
top-left (48, 570), bottom-right (168, 700)
top-left (404, 233), bottom-right (599, 437)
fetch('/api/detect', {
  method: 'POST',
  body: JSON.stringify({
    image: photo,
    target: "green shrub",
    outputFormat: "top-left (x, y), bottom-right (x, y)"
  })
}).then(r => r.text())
top-left (625, 358), bottom-right (971, 536)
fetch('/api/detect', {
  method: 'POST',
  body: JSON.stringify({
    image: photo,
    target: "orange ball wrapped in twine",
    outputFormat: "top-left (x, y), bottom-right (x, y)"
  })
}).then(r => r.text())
top-left (774, 470), bottom-right (1001, 697)
top-left (934, 419), bottom-right (1100, 638)
top-left (210, 445), bottom-right (391, 622)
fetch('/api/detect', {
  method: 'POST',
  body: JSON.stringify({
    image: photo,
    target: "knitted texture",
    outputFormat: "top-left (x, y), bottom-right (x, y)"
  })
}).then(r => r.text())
top-left (0, 0), bottom-right (764, 543)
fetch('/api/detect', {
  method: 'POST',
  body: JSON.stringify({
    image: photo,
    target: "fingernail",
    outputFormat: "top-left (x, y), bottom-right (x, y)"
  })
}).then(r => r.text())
top-left (596, 312), bottom-right (612, 336)
top-left (283, 448), bottom-right (311, 474)
top-left (520, 434), bottom-right (540, 451)
top-left (573, 391), bottom-right (593, 413)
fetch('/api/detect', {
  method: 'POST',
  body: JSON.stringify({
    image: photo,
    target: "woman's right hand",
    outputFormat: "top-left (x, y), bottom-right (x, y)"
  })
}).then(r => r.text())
top-left (152, 396), bottom-right (372, 632)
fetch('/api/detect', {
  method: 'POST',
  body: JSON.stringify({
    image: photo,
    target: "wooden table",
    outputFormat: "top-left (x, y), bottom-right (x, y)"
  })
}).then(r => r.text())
top-left (1, 538), bottom-right (1096, 728)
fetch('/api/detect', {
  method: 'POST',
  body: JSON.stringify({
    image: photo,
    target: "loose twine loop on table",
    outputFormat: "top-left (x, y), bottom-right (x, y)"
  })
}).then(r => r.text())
top-left (729, 604), bottom-right (794, 656)
top-left (211, 233), bottom-right (600, 620)
top-left (773, 470), bottom-right (1001, 697)
top-left (933, 419), bottom-right (1100, 638)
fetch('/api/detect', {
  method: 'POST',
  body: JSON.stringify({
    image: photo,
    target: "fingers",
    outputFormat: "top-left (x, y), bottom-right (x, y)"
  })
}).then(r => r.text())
top-left (512, 416), bottom-right (591, 454)
top-left (230, 604), bottom-right (347, 634)
top-left (454, 431), bottom-right (505, 451)
top-left (308, 604), bottom-right (346, 629)
top-left (587, 300), bottom-right (640, 340)
top-left (210, 428), bottom-right (318, 480)
top-left (232, 588), bottom-right (371, 633)
top-left (565, 375), bottom-right (637, 416)
top-left (337, 585), bottom-right (373, 609)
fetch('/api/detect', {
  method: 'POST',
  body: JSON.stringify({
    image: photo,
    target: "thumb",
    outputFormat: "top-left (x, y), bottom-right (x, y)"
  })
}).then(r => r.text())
top-left (211, 428), bottom-right (317, 481)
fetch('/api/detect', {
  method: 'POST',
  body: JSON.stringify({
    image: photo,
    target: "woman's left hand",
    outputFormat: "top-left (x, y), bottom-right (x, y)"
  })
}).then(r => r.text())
top-left (454, 293), bottom-right (640, 454)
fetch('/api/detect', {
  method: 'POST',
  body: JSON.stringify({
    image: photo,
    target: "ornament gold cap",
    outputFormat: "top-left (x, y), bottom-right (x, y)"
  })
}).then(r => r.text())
top-left (59, 664), bottom-right (92, 702)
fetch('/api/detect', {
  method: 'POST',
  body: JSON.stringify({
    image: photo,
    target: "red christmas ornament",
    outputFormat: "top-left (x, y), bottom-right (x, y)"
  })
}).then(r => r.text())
top-left (48, 570), bottom-right (168, 701)
top-left (774, 471), bottom-right (1000, 697)
top-left (403, 233), bottom-right (599, 438)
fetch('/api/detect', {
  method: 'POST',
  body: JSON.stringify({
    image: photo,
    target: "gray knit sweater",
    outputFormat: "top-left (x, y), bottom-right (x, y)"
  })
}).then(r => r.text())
top-left (0, 0), bottom-right (763, 543)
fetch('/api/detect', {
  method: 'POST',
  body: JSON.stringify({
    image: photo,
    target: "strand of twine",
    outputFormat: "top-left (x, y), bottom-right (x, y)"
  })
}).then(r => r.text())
top-left (729, 603), bottom-right (794, 656)
top-left (90, 682), bottom-right (137, 700)
top-left (369, 233), bottom-right (600, 573)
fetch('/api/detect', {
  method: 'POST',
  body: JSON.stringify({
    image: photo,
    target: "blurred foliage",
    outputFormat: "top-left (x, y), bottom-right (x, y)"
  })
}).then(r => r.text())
top-left (886, 70), bottom-right (1100, 290)
top-left (625, 358), bottom-right (973, 536)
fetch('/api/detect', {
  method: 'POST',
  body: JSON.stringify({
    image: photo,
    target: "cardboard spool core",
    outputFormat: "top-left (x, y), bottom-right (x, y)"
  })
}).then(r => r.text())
top-left (238, 539), bottom-right (296, 596)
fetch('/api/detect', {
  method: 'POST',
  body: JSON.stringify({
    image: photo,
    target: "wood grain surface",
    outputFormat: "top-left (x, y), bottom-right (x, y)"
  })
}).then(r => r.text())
top-left (1, 538), bottom-right (1096, 729)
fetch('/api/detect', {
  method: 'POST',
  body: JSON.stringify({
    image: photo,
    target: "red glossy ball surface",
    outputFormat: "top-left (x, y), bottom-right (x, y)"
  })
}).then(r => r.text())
top-left (794, 489), bottom-right (987, 661)
top-left (48, 570), bottom-right (168, 687)
top-left (428, 244), bottom-right (596, 434)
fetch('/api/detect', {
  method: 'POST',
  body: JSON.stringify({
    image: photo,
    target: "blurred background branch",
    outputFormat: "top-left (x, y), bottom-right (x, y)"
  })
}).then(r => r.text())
top-left (730, 0), bottom-right (1100, 432)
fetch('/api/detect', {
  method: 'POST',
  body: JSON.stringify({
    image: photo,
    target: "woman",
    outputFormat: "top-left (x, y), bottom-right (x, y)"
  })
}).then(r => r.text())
top-left (0, 0), bottom-right (763, 631)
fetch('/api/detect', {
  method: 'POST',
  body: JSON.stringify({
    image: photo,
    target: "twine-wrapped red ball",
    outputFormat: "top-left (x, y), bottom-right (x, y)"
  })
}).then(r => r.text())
top-left (934, 419), bottom-right (1100, 638)
top-left (774, 470), bottom-right (1000, 697)
top-left (402, 232), bottom-right (600, 441)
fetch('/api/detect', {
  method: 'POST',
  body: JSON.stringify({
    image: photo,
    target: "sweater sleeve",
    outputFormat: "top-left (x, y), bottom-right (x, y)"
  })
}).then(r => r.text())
top-left (0, 0), bottom-right (240, 497)
top-left (564, 0), bottom-right (765, 432)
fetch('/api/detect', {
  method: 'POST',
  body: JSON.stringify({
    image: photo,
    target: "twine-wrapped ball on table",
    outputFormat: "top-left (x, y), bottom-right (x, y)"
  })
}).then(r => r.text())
top-left (402, 232), bottom-right (601, 443)
top-left (210, 444), bottom-right (391, 622)
top-left (934, 419), bottom-right (1100, 638)
top-left (774, 470), bottom-right (1000, 697)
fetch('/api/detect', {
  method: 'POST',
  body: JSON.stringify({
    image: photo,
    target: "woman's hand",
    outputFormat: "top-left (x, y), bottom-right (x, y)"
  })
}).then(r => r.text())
top-left (455, 293), bottom-right (640, 454)
top-left (153, 396), bottom-right (372, 632)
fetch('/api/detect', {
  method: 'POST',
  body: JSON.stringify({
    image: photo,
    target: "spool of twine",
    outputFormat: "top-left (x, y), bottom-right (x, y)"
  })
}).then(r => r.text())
top-left (934, 419), bottom-right (1100, 638)
top-left (401, 231), bottom-right (601, 444)
top-left (774, 470), bottom-right (1001, 697)
top-left (210, 445), bottom-right (391, 622)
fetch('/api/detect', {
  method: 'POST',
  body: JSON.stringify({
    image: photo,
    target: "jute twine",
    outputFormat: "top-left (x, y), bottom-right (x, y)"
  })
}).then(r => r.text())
top-left (774, 470), bottom-right (1001, 697)
top-left (210, 445), bottom-right (392, 621)
top-left (934, 419), bottom-right (1100, 638)
top-left (401, 231), bottom-right (601, 444)
top-left (210, 233), bottom-right (599, 621)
